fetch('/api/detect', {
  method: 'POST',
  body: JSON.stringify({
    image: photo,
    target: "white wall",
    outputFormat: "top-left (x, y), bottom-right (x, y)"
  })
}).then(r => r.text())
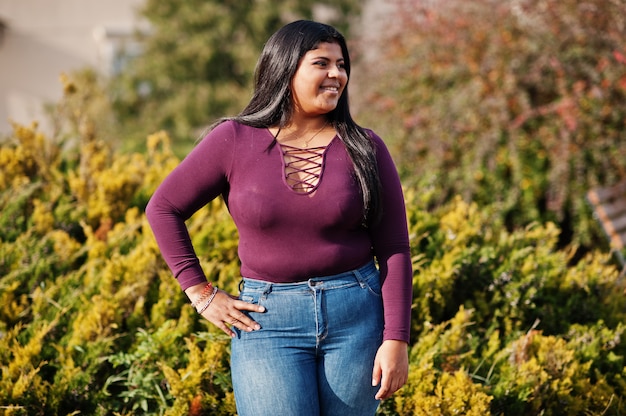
top-left (0, 0), bottom-right (144, 136)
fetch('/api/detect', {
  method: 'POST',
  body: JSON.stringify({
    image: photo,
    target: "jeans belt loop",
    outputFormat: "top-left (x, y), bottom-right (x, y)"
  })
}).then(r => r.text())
top-left (353, 267), bottom-right (367, 289)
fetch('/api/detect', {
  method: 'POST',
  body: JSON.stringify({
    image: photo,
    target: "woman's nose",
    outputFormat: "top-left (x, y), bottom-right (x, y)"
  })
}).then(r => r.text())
top-left (328, 65), bottom-right (342, 78)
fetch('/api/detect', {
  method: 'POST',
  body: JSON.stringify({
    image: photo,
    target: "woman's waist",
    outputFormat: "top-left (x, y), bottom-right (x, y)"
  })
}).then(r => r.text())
top-left (240, 258), bottom-right (377, 291)
top-left (239, 249), bottom-right (373, 284)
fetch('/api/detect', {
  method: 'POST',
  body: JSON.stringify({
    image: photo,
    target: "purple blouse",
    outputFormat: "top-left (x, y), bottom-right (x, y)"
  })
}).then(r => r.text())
top-left (146, 120), bottom-right (413, 342)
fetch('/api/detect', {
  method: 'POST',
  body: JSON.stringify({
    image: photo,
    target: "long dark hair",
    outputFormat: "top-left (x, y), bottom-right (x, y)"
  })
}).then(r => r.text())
top-left (217, 20), bottom-right (382, 225)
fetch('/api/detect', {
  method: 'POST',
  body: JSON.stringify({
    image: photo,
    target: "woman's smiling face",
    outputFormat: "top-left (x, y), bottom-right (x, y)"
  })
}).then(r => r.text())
top-left (290, 41), bottom-right (348, 117)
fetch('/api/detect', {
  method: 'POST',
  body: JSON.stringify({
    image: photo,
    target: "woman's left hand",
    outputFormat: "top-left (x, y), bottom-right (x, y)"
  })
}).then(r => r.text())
top-left (372, 339), bottom-right (409, 400)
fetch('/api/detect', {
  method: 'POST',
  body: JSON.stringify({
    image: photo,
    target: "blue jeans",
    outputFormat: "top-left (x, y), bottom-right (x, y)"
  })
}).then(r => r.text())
top-left (231, 260), bottom-right (383, 416)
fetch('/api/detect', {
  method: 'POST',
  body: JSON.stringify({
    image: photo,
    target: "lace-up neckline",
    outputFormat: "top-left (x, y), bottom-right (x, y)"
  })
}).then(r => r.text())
top-left (280, 144), bottom-right (328, 194)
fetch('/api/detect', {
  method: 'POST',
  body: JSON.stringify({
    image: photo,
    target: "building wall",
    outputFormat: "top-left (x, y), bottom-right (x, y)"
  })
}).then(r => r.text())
top-left (0, 0), bottom-right (144, 136)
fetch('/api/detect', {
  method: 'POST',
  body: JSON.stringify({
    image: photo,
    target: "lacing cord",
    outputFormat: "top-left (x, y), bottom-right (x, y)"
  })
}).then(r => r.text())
top-left (281, 144), bottom-right (326, 193)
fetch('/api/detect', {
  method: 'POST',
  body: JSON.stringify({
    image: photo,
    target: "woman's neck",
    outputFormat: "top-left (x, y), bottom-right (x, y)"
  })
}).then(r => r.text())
top-left (271, 116), bottom-right (334, 148)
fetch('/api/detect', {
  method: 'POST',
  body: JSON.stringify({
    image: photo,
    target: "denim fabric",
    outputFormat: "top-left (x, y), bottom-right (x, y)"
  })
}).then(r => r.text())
top-left (231, 260), bottom-right (383, 416)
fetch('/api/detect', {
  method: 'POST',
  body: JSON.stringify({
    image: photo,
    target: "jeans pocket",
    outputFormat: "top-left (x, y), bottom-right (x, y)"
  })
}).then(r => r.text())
top-left (240, 294), bottom-right (256, 303)
top-left (239, 282), bottom-right (269, 308)
top-left (361, 269), bottom-right (382, 297)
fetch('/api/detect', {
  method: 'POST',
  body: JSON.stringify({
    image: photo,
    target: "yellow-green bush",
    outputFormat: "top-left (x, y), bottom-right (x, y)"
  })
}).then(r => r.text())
top-left (393, 192), bottom-right (626, 415)
top-left (2, 89), bottom-right (626, 414)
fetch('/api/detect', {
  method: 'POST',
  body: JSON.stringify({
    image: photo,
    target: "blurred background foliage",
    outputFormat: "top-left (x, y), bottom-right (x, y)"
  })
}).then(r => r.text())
top-left (3, 0), bottom-right (626, 414)
top-left (354, 0), bottom-right (626, 253)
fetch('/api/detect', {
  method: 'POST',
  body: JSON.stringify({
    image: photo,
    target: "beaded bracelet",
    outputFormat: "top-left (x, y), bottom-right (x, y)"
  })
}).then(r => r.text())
top-left (196, 286), bottom-right (218, 314)
top-left (190, 282), bottom-right (214, 308)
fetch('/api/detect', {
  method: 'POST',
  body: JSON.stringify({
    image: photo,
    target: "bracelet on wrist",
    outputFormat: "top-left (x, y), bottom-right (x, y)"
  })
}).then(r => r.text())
top-left (190, 282), bottom-right (214, 308)
top-left (196, 287), bottom-right (218, 314)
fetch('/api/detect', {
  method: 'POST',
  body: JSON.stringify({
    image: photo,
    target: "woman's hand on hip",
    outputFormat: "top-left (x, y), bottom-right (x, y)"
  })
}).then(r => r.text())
top-left (186, 284), bottom-right (265, 338)
top-left (204, 289), bottom-right (265, 337)
top-left (372, 339), bottom-right (409, 400)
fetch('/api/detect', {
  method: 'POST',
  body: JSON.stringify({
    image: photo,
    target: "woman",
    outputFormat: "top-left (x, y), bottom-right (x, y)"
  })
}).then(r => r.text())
top-left (146, 20), bottom-right (412, 416)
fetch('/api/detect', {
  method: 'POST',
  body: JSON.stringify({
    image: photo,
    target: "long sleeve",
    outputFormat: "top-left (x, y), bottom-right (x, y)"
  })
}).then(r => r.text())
top-left (369, 132), bottom-right (413, 343)
top-left (145, 122), bottom-right (234, 290)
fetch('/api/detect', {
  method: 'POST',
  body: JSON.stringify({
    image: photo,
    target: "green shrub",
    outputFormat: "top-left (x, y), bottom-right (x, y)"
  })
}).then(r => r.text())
top-left (2, 80), bottom-right (626, 414)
